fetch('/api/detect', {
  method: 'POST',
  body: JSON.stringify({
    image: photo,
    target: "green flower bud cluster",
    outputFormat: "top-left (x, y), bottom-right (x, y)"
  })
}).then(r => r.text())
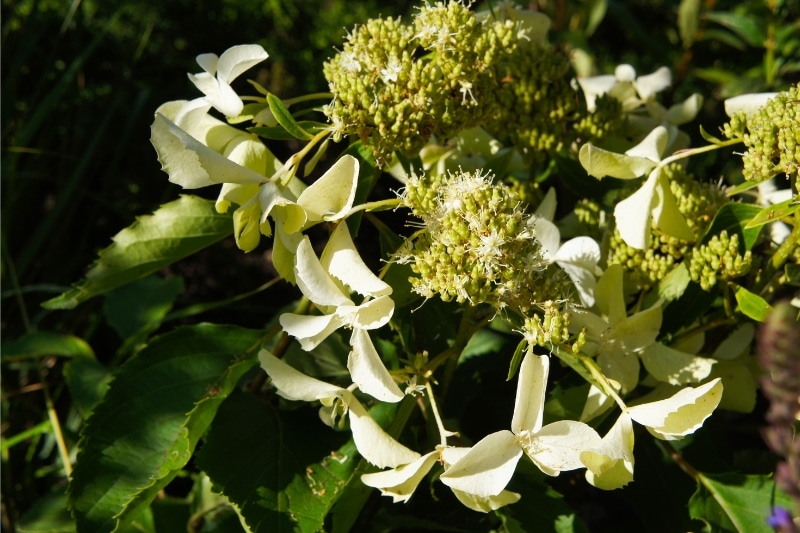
top-left (724, 85), bottom-right (800, 183)
top-left (401, 169), bottom-right (572, 313)
top-left (323, 1), bottom-right (522, 165)
top-left (484, 42), bottom-right (577, 162)
top-left (687, 230), bottom-right (752, 291)
top-left (573, 93), bottom-right (625, 145)
top-left (522, 301), bottom-right (571, 349)
top-left (608, 164), bottom-right (727, 289)
top-left (570, 198), bottom-right (607, 242)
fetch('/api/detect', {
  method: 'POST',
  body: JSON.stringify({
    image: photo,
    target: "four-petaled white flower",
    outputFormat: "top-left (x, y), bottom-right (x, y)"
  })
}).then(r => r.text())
top-left (579, 125), bottom-right (693, 249)
top-left (438, 352), bottom-right (601, 498)
top-left (576, 64), bottom-right (672, 113)
top-left (581, 378), bottom-right (723, 490)
top-left (279, 222), bottom-right (404, 402)
top-left (188, 44), bottom-right (269, 117)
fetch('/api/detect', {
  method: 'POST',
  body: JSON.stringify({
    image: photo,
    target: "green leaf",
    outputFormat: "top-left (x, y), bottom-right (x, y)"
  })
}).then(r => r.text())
top-left (678, 0), bottom-right (701, 48)
top-left (701, 203), bottom-right (763, 251)
top-left (250, 121), bottom-right (328, 141)
top-left (702, 12), bottom-right (766, 48)
top-left (725, 180), bottom-right (761, 197)
top-left (689, 473), bottom-right (794, 533)
top-left (67, 324), bottom-right (263, 533)
top-left (744, 197), bottom-right (800, 229)
top-left (658, 263), bottom-right (691, 302)
top-left (64, 357), bottom-right (113, 417)
top-left (104, 275), bottom-right (184, 340)
top-left (42, 196), bottom-right (233, 310)
top-left (266, 94), bottom-right (315, 140)
top-left (733, 284), bottom-right (773, 322)
top-left (506, 339), bottom-right (527, 381)
top-left (197, 390), bottom-right (355, 533)
top-left (1, 331), bottom-right (94, 361)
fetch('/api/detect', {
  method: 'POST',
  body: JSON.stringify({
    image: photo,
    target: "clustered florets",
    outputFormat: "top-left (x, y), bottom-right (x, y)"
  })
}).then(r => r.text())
top-left (723, 85), bottom-right (800, 184)
top-left (401, 169), bottom-right (572, 314)
top-left (607, 164), bottom-right (727, 289)
top-left (323, 1), bottom-right (579, 165)
top-left (687, 230), bottom-right (753, 291)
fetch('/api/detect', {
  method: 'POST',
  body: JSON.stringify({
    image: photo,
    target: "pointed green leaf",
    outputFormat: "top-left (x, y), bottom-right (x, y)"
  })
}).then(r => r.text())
top-left (67, 324), bottom-right (263, 533)
top-left (786, 263), bottom-right (800, 285)
top-left (196, 391), bottom-right (354, 533)
top-left (743, 198), bottom-right (799, 229)
top-left (702, 12), bottom-right (766, 48)
top-left (658, 263), bottom-right (691, 302)
top-left (250, 121), bottom-right (328, 141)
top-left (733, 284), bottom-right (773, 322)
top-left (42, 196), bottom-right (232, 310)
top-left (699, 124), bottom-right (724, 145)
top-left (678, 0), bottom-right (701, 48)
top-left (266, 94), bottom-right (315, 140)
top-left (104, 276), bottom-right (184, 341)
top-left (1, 331), bottom-right (94, 361)
top-left (689, 473), bottom-right (794, 533)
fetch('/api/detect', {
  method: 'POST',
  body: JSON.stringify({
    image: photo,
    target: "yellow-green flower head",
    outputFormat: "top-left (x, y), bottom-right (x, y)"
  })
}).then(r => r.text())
top-left (687, 230), bottom-right (752, 291)
top-left (401, 168), bottom-right (572, 313)
top-left (723, 85), bottom-right (800, 184)
top-left (323, 1), bottom-right (536, 165)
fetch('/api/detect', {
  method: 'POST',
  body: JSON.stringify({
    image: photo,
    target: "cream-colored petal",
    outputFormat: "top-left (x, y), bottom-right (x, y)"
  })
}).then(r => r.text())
top-left (640, 343), bottom-right (715, 385)
top-left (360, 451), bottom-right (439, 503)
top-left (627, 379), bottom-right (723, 440)
top-left (279, 313), bottom-right (343, 351)
top-left (581, 413), bottom-right (634, 490)
top-left (322, 222), bottom-right (392, 297)
top-left (349, 328), bottom-right (404, 403)
top-left (293, 237), bottom-right (352, 308)
top-left (613, 168), bottom-right (660, 249)
top-left (439, 430), bottom-right (522, 497)
top-left (216, 44), bottom-right (269, 83)
top-left (511, 352), bottom-right (549, 435)
top-left (297, 155), bottom-right (359, 225)
top-left (258, 350), bottom-right (344, 402)
top-left (526, 420), bottom-right (602, 476)
top-left (348, 399), bottom-right (421, 468)
top-left (450, 489), bottom-right (521, 513)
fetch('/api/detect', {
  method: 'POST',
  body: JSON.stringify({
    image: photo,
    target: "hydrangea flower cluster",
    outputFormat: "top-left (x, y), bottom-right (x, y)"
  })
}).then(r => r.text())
top-left (138, 1), bottom-right (799, 522)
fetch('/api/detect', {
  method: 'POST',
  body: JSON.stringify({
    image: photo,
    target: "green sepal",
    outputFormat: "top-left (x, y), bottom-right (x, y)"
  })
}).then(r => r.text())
top-left (266, 93), bottom-right (315, 140)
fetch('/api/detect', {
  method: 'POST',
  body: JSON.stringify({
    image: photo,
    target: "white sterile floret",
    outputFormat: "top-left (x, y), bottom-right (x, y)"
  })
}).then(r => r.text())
top-left (188, 44), bottom-right (269, 117)
top-left (439, 352), bottom-right (601, 498)
top-left (279, 224), bottom-right (403, 402)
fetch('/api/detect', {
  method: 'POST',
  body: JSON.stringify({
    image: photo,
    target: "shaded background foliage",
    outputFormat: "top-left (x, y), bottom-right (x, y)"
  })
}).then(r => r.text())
top-left (2, 0), bottom-right (798, 531)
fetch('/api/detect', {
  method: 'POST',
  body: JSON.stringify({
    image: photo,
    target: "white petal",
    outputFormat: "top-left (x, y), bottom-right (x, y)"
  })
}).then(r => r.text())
top-left (634, 66), bottom-right (672, 100)
top-left (624, 126), bottom-right (668, 163)
top-left (640, 343), bottom-right (715, 385)
top-left (558, 260), bottom-right (598, 308)
top-left (665, 93), bottom-right (703, 125)
top-left (594, 264), bottom-right (626, 326)
top-left (568, 307), bottom-right (609, 338)
top-left (576, 74), bottom-right (617, 111)
top-left (528, 420), bottom-right (602, 475)
top-left (297, 155), bottom-right (359, 225)
top-left (579, 143), bottom-right (658, 180)
top-left (351, 295), bottom-right (395, 330)
top-left (615, 64), bottom-right (637, 82)
top-left (614, 168), bottom-right (660, 249)
top-left (348, 400), bottom-right (421, 468)
top-left (652, 174), bottom-right (693, 241)
top-left (534, 187), bottom-right (557, 220)
top-left (724, 92), bottom-right (778, 117)
top-left (628, 378), bottom-right (723, 440)
top-left (258, 350), bottom-right (344, 402)
top-left (598, 348), bottom-right (640, 395)
top-left (279, 313), bottom-right (342, 351)
top-left (360, 451), bottom-right (439, 503)
top-left (608, 303), bottom-right (662, 353)
top-left (439, 430), bottom-right (522, 497)
top-left (511, 352), bottom-right (548, 435)
top-left (533, 217), bottom-right (561, 262)
top-left (554, 237), bottom-right (601, 307)
top-left (322, 223), bottom-right (392, 297)
top-left (581, 413), bottom-right (634, 490)
top-left (216, 44), bottom-right (269, 83)
top-left (151, 113), bottom-right (265, 188)
top-left (349, 329), bottom-right (404, 403)
top-left (195, 53), bottom-right (219, 75)
top-left (294, 237), bottom-right (352, 308)
top-left (450, 488), bottom-right (521, 513)
top-left (580, 384), bottom-right (615, 422)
